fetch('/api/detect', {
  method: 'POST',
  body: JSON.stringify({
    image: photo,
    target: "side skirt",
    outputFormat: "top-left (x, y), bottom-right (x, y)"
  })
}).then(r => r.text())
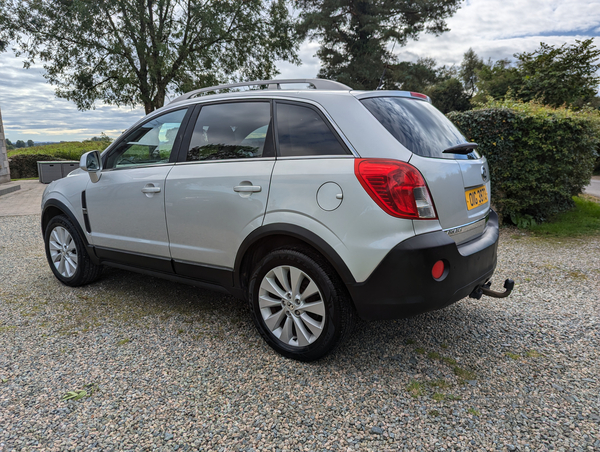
top-left (94, 247), bottom-right (238, 297)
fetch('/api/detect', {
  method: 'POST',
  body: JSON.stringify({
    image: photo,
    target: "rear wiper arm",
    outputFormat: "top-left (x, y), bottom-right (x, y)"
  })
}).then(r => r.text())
top-left (443, 142), bottom-right (478, 154)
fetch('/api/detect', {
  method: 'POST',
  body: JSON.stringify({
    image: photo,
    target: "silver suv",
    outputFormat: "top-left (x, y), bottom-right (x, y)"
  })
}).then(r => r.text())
top-left (41, 79), bottom-right (509, 361)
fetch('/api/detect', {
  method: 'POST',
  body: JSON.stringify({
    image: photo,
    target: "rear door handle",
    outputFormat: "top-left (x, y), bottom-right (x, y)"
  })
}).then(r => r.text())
top-left (142, 184), bottom-right (161, 193)
top-left (233, 185), bottom-right (262, 193)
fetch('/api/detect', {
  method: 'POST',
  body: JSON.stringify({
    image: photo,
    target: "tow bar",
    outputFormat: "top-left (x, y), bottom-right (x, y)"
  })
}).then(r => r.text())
top-left (469, 279), bottom-right (514, 300)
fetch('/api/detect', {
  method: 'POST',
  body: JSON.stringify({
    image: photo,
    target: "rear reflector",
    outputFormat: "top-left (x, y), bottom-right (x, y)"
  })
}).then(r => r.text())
top-left (432, 260), bottom-right (445, 280)
top-left (354, 159), bottom-right (437, 220)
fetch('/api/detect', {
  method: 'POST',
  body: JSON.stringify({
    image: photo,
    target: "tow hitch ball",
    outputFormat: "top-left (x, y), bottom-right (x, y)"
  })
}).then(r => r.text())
top-left (470, 279), bottom-right (515, 300)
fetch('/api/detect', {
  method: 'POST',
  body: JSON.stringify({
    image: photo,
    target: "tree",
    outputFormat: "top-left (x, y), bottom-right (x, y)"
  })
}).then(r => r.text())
top-left (473, 59), bottom-right (522, 103)
top-left (2, 0), bottom-right (299, 113)
top-left (296, 0), bottom-right (462, 90)
top-left (27, 139), bottom-right (35, 147)
top-left (515, 39), bottom-right (600, 108)
top-left (425, 77), bottom-right (470, 113)
top-left (388, 57), bottom-right (440, 92)
top-left (459, 48), bottom-right (484, 97)
top-left (15, 140), bottom-right (26, 148)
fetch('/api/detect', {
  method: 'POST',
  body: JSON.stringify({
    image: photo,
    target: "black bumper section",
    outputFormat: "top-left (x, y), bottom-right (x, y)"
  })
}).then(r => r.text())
top-left (347, 211), bottom-right (499, 321)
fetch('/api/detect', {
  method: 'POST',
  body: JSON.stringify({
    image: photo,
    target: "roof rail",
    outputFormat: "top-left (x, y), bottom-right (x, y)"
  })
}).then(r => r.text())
top-left (169, 79), bottom-right (352, 104)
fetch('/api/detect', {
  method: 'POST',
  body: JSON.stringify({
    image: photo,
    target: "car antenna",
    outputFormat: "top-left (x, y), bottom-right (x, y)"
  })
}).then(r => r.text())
top-left (377, 40), bottom-right (397, 90)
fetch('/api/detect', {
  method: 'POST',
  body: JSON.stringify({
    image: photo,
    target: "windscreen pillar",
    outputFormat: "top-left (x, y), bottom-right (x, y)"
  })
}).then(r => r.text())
top-left (0, 106), bottom-right (11, 184)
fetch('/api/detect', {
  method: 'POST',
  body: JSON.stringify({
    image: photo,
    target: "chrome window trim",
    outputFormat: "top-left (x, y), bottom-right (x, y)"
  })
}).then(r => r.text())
top-left (175, 157), bottom-right (276, 166)
top-left (102, 162), bottom-right (176, 172)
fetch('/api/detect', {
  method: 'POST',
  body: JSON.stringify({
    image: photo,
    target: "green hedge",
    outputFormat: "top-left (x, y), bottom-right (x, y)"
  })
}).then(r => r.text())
top-left (448, 100), bottom-right (599, 224)
top-left (8, 154), bottom-right (66, 179)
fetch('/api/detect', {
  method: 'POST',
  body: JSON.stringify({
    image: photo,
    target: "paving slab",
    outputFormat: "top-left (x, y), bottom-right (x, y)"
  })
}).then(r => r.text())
top-left (0, 179), bottom-right (46, 216)
top-left (0, 182), bottom-right (20, 197)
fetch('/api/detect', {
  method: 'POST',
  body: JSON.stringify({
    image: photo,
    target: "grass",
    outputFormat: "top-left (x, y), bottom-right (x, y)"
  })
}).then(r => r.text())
top-left (506, 352), bottom-right (521, 360)
top-left (467, 408), bottom-right (481, 416)
top-left (528, 196), bottom-right (600, 237)
top-left (61, 383), bottom-right (98, 401)
top-left (406, 380), bottom-right (425, 398)
top-left (8, 141), bottom-right (111, 161)
top-left (453, 366), bottom-right (476, 381)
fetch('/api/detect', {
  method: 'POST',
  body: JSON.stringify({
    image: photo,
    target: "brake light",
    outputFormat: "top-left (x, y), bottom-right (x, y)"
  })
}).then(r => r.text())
top-left (354, 159), bottom-right (437, 219)
top-left (410, 92), bottom-right (429, 100)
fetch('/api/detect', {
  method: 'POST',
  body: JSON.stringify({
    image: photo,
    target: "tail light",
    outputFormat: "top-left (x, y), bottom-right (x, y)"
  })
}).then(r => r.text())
top-left (354, 159), bottom-right (437, 220)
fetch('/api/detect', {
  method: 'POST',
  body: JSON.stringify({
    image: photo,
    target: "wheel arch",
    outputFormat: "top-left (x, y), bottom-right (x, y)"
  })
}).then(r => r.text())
top-left (42, 199), bottom-right (97, 262)
top-left (234, 224), bottom-right (356, 299)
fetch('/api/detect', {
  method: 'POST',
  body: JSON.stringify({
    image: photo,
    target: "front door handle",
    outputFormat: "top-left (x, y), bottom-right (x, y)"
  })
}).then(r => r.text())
top-left (233, 185), bottom-right (262, 193)
top-left (142, 184), bottom-right (161, 194)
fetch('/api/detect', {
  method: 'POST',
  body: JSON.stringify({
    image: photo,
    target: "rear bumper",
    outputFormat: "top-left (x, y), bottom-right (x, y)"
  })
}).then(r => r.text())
top-left (347, 210), bottom-right (499, 321)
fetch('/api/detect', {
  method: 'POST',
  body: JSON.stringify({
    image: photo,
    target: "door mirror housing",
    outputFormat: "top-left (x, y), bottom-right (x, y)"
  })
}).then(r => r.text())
top-left (80, 150), bottom-right (103, 183)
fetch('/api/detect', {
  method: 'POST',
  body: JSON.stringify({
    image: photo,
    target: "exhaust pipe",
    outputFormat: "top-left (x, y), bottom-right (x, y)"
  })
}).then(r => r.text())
top-left (469, 279), bottom-right (514, 300)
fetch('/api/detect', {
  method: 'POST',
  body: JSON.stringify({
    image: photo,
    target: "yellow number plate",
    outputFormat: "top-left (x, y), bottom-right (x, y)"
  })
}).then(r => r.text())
top-left (465, 185), bottom-right (489, 210)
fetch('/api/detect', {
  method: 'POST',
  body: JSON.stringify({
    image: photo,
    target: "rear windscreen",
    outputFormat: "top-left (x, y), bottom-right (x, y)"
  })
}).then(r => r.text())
top-left (361, 97), bottom-right (477, 160)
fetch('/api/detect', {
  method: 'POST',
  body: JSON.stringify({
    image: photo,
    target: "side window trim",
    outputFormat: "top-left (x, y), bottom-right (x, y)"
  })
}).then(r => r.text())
top-left (175, 99), bottom-right (276, 163)
top-left (102, 106), bottom-right (193, 170)
top-left (273, 100), bottom-right (352, 157)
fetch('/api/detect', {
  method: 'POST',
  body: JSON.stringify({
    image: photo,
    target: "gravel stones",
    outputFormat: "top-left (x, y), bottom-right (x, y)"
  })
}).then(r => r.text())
top-left (0, 215), bottom-right (599, 451)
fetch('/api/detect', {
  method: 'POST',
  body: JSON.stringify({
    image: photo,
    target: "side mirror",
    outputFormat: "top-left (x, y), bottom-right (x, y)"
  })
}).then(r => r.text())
top-left (80, 150), bottom-right (103, 183)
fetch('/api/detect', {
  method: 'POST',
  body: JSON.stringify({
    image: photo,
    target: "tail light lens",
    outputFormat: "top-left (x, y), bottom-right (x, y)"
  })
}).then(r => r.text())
top-left (354, 159), bottom-right (437, 219)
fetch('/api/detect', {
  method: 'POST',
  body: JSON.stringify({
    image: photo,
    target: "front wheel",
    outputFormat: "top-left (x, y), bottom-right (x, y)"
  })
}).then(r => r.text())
top-left (44, 215), bottom-right (102, 286)
top-left (248, 249), bottom-right (355, 361)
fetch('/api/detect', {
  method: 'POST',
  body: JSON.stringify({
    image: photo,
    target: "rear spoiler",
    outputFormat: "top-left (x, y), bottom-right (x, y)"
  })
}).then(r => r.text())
top-left (443, 143), bottom-right (478, 155)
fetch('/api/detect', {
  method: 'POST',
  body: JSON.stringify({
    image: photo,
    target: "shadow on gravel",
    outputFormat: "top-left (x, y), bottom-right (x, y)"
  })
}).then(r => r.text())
top-left (77, 265), bottom-right (517, 381)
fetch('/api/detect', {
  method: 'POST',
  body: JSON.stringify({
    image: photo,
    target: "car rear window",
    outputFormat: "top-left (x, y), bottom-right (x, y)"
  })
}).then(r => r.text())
top-left (361, 97), bottom-right (476, 160)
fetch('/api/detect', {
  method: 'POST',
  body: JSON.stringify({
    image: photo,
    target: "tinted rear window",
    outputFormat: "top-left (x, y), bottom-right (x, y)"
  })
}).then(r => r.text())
top-left (361, 97), bottom-right (475, 159)
top-left (276, 102), bottom-right (348, 157)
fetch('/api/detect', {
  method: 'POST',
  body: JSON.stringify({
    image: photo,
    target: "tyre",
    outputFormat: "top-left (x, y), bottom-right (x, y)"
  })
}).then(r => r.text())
top-left (44, 215), bottom-right (102, 287)
top-left (248, 248), bottom-right (355, 361)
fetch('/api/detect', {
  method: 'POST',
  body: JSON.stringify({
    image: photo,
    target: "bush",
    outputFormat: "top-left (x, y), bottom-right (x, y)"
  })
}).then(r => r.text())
top-left (448, 99), bottom-right (599, 223)
top-left (8, 154), bottom-right (66, 179)
top-left (7, 140), bottom-right (110, 160)
top-left (7, 140), bottom-right (111, 179)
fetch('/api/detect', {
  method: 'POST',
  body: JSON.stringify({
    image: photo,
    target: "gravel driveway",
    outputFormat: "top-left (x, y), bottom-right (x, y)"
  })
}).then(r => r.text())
top-left (0, 215), bottom-right (598, 452)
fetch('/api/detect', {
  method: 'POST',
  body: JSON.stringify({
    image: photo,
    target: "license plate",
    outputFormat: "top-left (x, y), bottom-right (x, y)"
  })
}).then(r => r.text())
top-left (465, 185), bottom-right (488, 210)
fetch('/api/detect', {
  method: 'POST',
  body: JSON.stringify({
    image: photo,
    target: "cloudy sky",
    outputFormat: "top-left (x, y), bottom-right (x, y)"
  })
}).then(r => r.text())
top-left (1, 0), bottom-right (599, 142)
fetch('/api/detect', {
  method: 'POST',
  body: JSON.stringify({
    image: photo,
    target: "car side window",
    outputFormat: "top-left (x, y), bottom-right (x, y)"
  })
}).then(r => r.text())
top-left (187, 102), bottom-right (272, 161)
top-left (105, 109), bottom-right (188, 169)
top-left (276, 102), bottom-right (348, 157)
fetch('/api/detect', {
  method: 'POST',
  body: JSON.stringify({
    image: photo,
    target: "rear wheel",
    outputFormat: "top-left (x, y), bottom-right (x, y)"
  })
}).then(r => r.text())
top-left (44, 215), bottom-right (102, 286)
top-left (248, 249), bottom-right (355, 361)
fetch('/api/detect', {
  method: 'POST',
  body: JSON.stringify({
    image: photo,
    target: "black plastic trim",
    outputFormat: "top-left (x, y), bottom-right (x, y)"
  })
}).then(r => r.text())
top-left (173, 260), bottom-right (234, 288)
top-left (95, 247), bottom-right (174, 273)
top-left (81, 191), bottom-right (91, 233)
top-left (347, 211), bottom-right (500, 321)
top-left (102, 262), bottom-right (231, 295)
top-left (234, 223), bottom-right (356, 290)
top-left (41, 199), bottom-right (99, 265)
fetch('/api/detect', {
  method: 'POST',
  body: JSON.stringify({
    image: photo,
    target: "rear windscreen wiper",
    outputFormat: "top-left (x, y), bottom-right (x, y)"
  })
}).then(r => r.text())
top-left (443, 143), bottom-right (478, 154)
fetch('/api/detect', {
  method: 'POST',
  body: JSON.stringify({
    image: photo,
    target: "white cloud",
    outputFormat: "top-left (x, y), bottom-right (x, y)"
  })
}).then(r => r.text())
top-left (394, 0), bottom-right (600, 65)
